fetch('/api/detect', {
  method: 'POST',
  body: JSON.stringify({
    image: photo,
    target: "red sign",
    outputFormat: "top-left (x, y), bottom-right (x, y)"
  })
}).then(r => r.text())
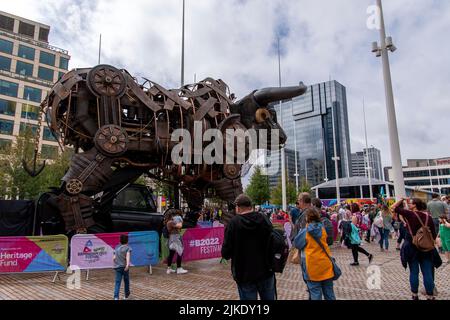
top-left (182, 227), bottom-right (224, 262)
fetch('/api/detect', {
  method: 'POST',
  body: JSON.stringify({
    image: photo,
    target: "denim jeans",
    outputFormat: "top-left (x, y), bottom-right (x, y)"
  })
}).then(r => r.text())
top-left (378, 228), bottom-right (390, 250)
top-left (237, 274), bottom-right (276, 300)
top-left (408, 257), bottom-right (434, 295)
top-left (114, 267), bottom-right (130, 299)
top-left (397, 224), bottom-right (406, 245)
top-left (306, 279), bottom-right (336, 300)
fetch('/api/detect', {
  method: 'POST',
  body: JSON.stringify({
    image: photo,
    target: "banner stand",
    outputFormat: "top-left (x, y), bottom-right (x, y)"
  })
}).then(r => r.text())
top-left (148, 265), bottom-right (152, 274)
top-left (52, 271), bottom-right (61, 283)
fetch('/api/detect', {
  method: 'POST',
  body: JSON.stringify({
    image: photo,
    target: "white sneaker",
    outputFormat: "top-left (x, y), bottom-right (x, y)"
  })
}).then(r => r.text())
top-left (167, 267), bottom-right (176, 274)
top-left (176, 267), bottom-right (188, 274)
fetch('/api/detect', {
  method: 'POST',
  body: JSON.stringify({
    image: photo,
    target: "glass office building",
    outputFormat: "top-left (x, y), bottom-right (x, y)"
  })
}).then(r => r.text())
top-left (0, 11), bottom-right (70, 158)
top-left (269, 80), bottom-right (352, 187)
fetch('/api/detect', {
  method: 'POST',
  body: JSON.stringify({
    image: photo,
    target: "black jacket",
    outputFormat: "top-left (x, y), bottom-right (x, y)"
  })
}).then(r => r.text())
top-left (221, 211), bottom-right (273, 284)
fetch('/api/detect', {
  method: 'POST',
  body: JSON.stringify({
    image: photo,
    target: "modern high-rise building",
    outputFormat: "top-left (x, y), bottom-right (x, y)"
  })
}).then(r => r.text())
top-left (351, 147), bottom-right (383, 180)
top-left (270, 80), bottom-right (352, 187)
top-left (0, 11), bottom-right (70, 159)
top-left (385, 157), bottom-right (450, 195)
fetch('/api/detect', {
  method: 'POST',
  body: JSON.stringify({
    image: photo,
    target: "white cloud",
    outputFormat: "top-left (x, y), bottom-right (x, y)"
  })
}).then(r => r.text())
top-left (3, 0), bottom-right (449, 171)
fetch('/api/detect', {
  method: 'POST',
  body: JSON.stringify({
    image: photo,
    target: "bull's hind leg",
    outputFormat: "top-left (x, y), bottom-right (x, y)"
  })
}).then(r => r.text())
top-left (55, 148), bottom-right (114, 233)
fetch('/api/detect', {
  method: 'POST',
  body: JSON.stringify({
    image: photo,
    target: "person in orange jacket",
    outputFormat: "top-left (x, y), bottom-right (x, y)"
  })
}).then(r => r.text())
top-left (293, 208), bottom-right (336, 300)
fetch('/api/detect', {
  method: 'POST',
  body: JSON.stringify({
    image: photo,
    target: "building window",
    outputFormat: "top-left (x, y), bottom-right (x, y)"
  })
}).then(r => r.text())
top-left (41, 144), bottom-right (58, 159)
top-left (43, 127), bottom-right (56, 141)
top-left (16, 60), bottom-right (34, 77)
top-left (0, 55), bottom-right (11, 71)
top-left (0, 15), bottom-right (15, 32)
top-left (0, 38), bottom-right (13, 54)
top-left (58, 72), bottom-right (65, 80)
top-left (39, 51), bottom-right (55, 66)
top-left (38, 66), bottom-right (54, 82)
top-left (59, 57), bottom-right (69, 70)
top-left (0, 79), bottom-right (18, 97)
top-left (0, 138), bottom-right (12, 151)
top-left (18, 21), bottom-right (35, 38)
top-left (20, 122), bottom-right (38, 136)
top-left (38, 27), bottom-right (49, 42)
top-left (0, 119), bottom-right (14, 135)
top-left (0, 99), bottom-right (16, 116)
top-left (23, 86), bottom-right (42, 103)
top-left (21, 103), bottom-right (39, 120)
top-left (18, 45), bottom-right (35, 60)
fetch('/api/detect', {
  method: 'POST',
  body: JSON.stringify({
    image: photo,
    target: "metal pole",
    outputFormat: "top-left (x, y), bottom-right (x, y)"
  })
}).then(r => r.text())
top-left (181, 0), bottom-right (185, 87)
top-left (363, 99), bottom-right (374, 200)
top-left (376, 0), bottom-right (406, 199)
top-left (331, 104), bottom-right (340, 203)
top-left (278, 38), bottom-right (287, 211)
top-left (292, 102), bottom-right (299, 191)
top-left (98, 34), bottom-right (101, 65)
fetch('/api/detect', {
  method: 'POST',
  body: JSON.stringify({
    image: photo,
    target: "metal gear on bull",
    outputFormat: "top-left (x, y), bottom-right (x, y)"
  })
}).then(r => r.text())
top-left (87, 64), bottom-right (126, 97)
top-left (94, 124), bottom-right (128, 156)
top-left (66, 179), bottom-right (83, 195)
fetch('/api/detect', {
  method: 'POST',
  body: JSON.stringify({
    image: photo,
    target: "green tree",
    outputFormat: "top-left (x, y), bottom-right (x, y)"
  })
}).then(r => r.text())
top-left (245, 165), bottom-right (270, 205)
top-left (299, 177), bottom-right (312, 194)
top-left (270, 174), bottom-right (297, 206)
top-left (0, 128), bottom-right (72, 200)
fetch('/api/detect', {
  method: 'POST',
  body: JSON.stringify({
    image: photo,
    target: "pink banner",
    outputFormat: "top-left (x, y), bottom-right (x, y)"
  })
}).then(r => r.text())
top-left (69, 231), bottom-right (159, 270)
top-left (182, 227), bottom-right (224, 262)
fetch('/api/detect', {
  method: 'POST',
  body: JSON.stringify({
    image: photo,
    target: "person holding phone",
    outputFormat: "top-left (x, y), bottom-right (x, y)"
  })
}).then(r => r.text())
top-left (391, 198), bottom-right (438, 300)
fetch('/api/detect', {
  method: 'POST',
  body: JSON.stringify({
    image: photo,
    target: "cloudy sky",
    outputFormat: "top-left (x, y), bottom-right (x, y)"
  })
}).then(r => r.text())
top-left (3, 0), bottom-right (449, 172)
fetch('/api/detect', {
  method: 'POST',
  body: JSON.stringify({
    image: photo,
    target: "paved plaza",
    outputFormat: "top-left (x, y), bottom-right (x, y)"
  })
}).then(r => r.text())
top-left (0, 240), bottom-right (448, 300)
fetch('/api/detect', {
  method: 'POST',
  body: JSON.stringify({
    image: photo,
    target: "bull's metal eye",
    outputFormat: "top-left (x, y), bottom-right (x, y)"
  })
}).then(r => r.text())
top-left (255, 108), bottom-right (271, 124)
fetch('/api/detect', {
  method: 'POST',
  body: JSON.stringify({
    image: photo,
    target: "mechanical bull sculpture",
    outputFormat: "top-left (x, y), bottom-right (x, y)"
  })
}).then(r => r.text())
top-left (27, 64), bottom-right (307, 233)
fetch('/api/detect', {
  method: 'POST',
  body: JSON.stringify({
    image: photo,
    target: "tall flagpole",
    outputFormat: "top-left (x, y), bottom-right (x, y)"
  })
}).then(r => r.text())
top-left (181, 0), bottom-right (185, 87)
top-left (98, 34), bottom-right (102, 64)
top-left (331, 103), bottom-right (341, 204)
top-left (278, 38), bottom-right (287, 211)
top-left (363, 98), bottom-right (374, 201)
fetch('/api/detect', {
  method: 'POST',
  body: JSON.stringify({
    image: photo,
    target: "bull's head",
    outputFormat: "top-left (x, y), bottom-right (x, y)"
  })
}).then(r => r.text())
top-left (230, 82), bottom-right (308, 147)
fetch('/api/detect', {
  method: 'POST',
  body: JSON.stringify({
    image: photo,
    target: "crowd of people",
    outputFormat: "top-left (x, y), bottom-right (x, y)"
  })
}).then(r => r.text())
top-left (220, 192), bottom-right (449, 301)
top-left (111, 192), bottom-right (450, 301)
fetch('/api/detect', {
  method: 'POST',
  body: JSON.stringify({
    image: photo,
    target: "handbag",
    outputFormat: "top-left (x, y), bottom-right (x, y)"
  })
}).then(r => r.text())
top-left (312, 236), bottom-right (342, 281)
top-left (288, 248), bottom-right (300, 264)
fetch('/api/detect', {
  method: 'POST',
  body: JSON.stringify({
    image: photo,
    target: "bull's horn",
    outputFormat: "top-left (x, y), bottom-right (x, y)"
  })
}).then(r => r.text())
top-left (253, 82), bottom-right (307, 106)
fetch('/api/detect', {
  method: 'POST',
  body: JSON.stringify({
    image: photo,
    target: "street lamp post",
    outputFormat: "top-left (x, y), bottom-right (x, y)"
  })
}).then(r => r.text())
top-left (371, 0), bottom-right (406, 199)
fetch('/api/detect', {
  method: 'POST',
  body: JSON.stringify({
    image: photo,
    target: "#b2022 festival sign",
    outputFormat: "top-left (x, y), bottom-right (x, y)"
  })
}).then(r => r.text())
top-left (70, 231), bottom-right (159, 270)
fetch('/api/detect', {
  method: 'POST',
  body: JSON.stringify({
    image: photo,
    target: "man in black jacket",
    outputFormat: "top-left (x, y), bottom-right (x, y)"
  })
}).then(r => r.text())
top-left (221, 194), bottom-right (275, 300)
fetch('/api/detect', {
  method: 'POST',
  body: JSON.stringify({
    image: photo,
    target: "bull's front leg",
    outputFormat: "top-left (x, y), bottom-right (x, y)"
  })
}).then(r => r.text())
top-left (56, 148), bottom-right (114, 234)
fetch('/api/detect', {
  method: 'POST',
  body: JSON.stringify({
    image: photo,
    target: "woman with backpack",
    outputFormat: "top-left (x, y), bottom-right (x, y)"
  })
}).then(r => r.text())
top-left (294, 208), bottom-right (338, 300)
top-left (349, 216), bottom-right (373, 266)
top-left (391, 198), bottom-right (438, 300)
